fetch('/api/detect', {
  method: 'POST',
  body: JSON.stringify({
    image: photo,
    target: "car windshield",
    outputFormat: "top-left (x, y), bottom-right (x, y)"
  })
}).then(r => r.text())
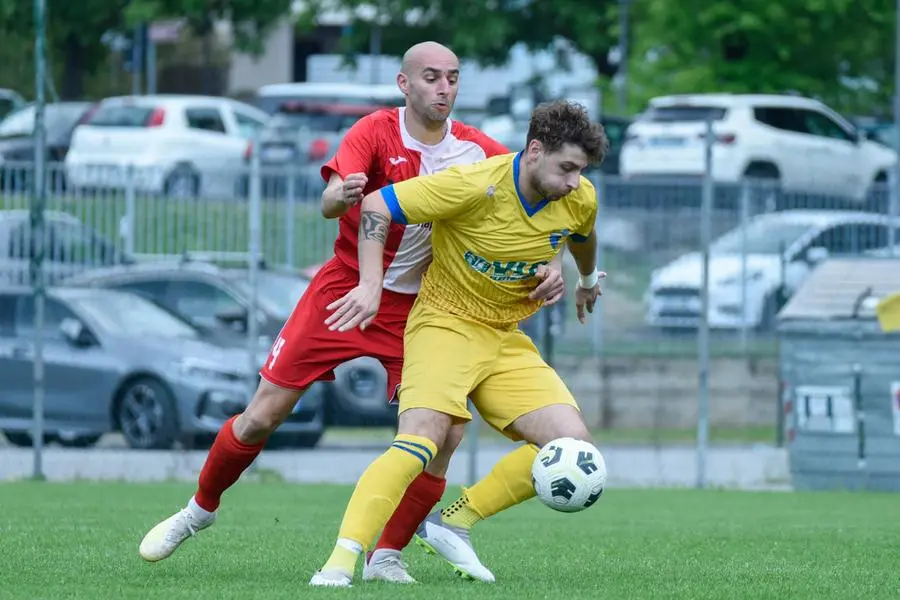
top-left (711, 221), bottom-right (814, 255)
top-left (230, 272), bottom-right (310, 318)
top-left (0, 104), bottom-right (87, 138)
top-left (72, 292), bottom-right (199, 339)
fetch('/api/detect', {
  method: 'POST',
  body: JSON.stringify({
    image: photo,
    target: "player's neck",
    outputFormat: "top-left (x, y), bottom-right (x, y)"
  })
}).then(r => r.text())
top-left (516, 163), bottom-right (544, 205)
top-left (404, 109), bottom-right (448, 146)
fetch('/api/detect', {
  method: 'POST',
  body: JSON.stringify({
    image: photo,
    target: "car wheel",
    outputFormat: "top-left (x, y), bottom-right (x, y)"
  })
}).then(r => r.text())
top-left (164, 166), bottom-right (200, 198)
top-left (114, 377), bottom-right (180, 450)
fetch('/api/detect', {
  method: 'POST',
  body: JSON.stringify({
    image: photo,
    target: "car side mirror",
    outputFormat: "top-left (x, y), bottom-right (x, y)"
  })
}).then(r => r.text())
top-left (59, 317), bottom-right (94, 347)
top-left (215, 307), bottom-right (248, 332)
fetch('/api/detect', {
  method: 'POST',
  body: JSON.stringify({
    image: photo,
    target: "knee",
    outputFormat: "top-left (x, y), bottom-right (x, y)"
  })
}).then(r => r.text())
top-left (233, 383), bottom-right (303, 444)
top-left (397, 408), bottom-right (453, 453)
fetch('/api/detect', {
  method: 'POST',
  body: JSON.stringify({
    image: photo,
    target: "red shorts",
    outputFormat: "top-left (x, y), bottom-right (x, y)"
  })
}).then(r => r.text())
top-left (260, 258), bottom-right (416, 402)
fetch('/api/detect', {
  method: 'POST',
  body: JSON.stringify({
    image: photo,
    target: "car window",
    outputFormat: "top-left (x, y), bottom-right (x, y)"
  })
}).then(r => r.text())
top-left (234, 111), bottom-right (266, 139)
top-left (108, 280), bottom-right (170, 303)
top-left (185, 108), bottom-right (227, 134)
top-left (14, 297), bottom-right (80, 341)
top-left (800, 110), bottom-right (854, 143)
top-left (164, 280), bottom-right (244, 327)
top-left (807, 224), bottom-right (880, 255)
top-left (753, 107), bottom-right (808, 134)
top-left (0, 296), bottom-right (15, 337)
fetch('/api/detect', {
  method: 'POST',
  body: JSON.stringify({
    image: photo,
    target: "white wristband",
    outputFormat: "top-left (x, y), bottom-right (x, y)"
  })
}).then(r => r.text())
top-left (578, 269), bottom-right (600, 289)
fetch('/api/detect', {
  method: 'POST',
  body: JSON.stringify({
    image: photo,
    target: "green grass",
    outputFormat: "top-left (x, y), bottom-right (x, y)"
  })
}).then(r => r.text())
top-left (0, 193), bottom-right (337, 269)
top-left (1, 483), bottom-right (898, 599)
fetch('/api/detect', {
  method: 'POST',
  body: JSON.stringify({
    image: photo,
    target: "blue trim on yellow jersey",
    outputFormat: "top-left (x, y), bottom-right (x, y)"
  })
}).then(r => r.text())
top-left (381, 185), bottom-right (408, 224)
top-left (570, 232), bottom-right (590, 243)
top-left (513, 152), bottom-right (550, 217)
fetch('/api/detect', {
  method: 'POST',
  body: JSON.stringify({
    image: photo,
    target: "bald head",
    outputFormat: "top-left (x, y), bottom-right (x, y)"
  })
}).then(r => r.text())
top-left (401, 42), bottom-right (459, 75)
top-left (397, 41), bottom-right (460, 131)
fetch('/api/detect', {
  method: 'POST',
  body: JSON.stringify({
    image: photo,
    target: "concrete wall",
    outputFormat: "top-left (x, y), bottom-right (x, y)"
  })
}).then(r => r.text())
top-left (558, 356), bottom-right (780, 430)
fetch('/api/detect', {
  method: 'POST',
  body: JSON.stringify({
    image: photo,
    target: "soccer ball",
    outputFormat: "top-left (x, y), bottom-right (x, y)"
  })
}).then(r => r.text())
top-left (531, 438), bottom-right (607, 513)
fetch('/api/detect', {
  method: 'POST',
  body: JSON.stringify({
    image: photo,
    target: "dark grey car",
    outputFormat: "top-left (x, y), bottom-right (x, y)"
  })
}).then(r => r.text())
top-left (63, 260), bottom-right (398, 427)
top-left (0, 286), bottom-right (325, 449)
top-left (0, 209), bottom-right (127, 286)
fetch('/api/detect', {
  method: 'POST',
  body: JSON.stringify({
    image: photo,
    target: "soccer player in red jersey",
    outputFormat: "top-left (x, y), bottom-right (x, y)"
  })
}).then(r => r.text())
top-left (138, 42), bottom-right (567, 582)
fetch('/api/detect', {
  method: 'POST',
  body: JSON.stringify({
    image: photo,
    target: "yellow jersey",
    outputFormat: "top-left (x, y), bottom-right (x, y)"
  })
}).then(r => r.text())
top-left (381, 152), bottom-right (597, 329)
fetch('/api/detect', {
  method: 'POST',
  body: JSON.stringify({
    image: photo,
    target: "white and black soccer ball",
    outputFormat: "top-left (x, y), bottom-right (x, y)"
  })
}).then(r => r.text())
top-left (532, 437), bottom-right (607, 513)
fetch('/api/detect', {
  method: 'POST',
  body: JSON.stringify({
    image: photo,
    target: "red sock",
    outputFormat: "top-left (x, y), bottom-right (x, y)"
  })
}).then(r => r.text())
top-left (193, 415), bottom-right (266, 512)
top-left (374, 471), bottom-right (446, 552)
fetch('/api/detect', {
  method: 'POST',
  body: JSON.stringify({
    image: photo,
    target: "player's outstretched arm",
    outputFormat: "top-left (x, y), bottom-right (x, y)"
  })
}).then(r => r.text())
top-left (324, 190), bottom-right (392, 332)
top-left (566, 231), bottom-right (606, 323)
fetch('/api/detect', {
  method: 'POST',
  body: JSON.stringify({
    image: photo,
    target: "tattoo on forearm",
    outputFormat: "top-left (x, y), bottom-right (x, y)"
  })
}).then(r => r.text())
top-left (361, 211), bottom-right (390, 244)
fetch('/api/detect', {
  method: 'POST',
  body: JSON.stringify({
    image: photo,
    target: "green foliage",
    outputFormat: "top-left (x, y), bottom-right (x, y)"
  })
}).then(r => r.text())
top-left (295, 0), bottom-right (621, 75)
top-left (632, 0), bottom-right (895, 114)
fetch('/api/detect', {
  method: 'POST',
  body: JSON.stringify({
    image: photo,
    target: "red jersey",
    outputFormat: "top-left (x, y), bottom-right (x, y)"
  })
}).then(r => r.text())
top-left (320, 107), bottom-right (509, 295)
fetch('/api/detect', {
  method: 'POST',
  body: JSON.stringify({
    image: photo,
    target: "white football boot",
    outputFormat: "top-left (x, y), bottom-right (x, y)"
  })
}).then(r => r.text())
top-left (309, 569), bottom-right (353, 587)
top-left (414, 512), bottom-right (495, 582)
top-left (139, 507), bottom-right (216, 562)
top-left (362, 549), bottom-right (417, 583)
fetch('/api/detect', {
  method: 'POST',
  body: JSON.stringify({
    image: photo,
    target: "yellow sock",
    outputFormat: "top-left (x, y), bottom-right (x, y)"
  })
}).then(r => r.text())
top-left (332, 434), bottom-right (437, 555)
top-left (444, 443), bottom-right (538, 528)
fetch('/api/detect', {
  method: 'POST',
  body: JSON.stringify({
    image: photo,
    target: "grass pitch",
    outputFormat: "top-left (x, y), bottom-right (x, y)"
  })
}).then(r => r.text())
top-left (1, 483), bottom-right (898, 599)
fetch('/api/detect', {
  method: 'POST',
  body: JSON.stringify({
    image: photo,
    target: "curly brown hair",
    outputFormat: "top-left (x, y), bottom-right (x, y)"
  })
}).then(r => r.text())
top-left (525, 100), bottom-right (609, 165)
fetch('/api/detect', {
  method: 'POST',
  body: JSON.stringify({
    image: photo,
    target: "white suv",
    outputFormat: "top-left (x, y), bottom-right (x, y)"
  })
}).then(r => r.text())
top-left (620, 94), bottom-right (897, 203)
top-left (65, 95), bottom-right (269, 198)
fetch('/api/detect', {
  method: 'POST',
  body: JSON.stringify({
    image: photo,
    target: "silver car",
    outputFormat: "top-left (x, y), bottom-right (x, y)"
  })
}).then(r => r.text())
top-left (0, 286), bottom-right (325, 449)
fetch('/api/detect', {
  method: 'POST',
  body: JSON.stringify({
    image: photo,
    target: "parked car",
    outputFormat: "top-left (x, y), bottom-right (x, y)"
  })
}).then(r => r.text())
top-left (247, 101), bottom-right (388, 199)
top-left (644, 210), bottom-right (900, 331)
top-left (0, 286), bottom-right (326, 449)
top-left (0, 209), bottom-right (128, 286)
top-left (0, 88), bottom-right (25, 120)
top-left (64, 94), bottom-right (269, 198)
top-left (621, 94), bottom-right (897, 205)
top-left (63, 259), bottom-right (397, 427)
top-left (0, 101), bottom-right (95, 163)
top-left (253, 82), bottom-right (405, 115)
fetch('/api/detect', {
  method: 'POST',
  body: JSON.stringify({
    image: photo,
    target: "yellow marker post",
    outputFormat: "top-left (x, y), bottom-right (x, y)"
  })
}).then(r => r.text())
top-left (876, 293), bottom-right (900, 332)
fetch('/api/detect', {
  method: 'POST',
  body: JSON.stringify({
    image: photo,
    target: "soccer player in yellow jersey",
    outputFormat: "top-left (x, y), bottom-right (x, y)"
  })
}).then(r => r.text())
top-left (310, 100), bottom-right (608, 587)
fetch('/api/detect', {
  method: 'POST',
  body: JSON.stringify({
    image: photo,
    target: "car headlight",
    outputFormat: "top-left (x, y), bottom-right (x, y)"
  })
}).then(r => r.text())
top-left (176, 357), bottom-right (245, 382)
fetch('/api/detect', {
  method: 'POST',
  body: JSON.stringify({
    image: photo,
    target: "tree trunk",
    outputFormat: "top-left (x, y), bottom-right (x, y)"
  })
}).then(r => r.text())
top-left (61, 34), bottom-right (85, 100)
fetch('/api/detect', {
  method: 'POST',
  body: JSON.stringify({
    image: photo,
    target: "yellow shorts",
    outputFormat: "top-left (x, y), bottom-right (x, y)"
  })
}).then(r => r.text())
top-left (398, 302), bottom-right (580, 440)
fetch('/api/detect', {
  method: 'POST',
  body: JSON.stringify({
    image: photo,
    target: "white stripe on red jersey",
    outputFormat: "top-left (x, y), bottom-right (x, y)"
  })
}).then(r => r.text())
top-left (320, 107), bottom-right (509, 294)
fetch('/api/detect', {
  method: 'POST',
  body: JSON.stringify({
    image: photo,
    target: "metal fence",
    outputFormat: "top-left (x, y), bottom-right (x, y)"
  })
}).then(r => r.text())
top-left (1, 157), bottom-right (898, 459)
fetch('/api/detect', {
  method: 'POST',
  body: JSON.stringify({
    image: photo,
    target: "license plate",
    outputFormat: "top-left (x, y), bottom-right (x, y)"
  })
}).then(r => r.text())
top-left (665, 296), bottom-right (700, 310)
top-left (649, 137), bottom-right (686, 148)
top-left (263, 146), bottom-right (295, 162)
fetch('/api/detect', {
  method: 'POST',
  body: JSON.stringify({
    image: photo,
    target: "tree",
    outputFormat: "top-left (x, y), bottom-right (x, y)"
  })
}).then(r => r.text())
top-left (631, 0), bottom-right (895, 114)
top-left (0, 0), bottom-right (130, 99)
top-left (294, 0), bottom-right (624, 81)
top-left (0, 0), bottom-right (294, 100)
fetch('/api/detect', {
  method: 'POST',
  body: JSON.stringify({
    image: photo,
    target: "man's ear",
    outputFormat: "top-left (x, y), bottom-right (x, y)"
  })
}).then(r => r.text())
top-left (397, 73), bottom-right (409, 95)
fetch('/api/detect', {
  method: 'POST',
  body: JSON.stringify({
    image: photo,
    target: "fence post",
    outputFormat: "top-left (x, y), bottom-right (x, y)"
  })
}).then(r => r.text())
top-left (696, 116), bottom-right (714, 489)
top-left (739, 181), bottom-right (750, 352)
top-left (247, 137), bottom-right (262, 400)
top-left (121, 164), bottom-right (136, 257)
top-left (592, 171), bottom-right (605, 359)
top-left (285, 165), bottom-right (296, 268)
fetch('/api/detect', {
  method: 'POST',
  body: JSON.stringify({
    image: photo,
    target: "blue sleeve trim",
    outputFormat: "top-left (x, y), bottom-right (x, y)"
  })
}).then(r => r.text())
top-left (381, 185), bottom-right (407, 225)
top-left (570, 232), bottom-right (590, 243)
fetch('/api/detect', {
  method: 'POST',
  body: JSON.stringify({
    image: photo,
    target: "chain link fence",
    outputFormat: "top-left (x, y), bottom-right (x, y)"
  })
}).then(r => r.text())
top-left (1, 158), bottom-right (897, 454)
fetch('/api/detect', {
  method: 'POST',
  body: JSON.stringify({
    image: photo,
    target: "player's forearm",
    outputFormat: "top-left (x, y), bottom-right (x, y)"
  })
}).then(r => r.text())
top-left (567, 231), bottom-right (598, 277)
top-left (358, 191), bottom-right (391, 286)
top-left (320, 181), bottom-right (349, 219)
